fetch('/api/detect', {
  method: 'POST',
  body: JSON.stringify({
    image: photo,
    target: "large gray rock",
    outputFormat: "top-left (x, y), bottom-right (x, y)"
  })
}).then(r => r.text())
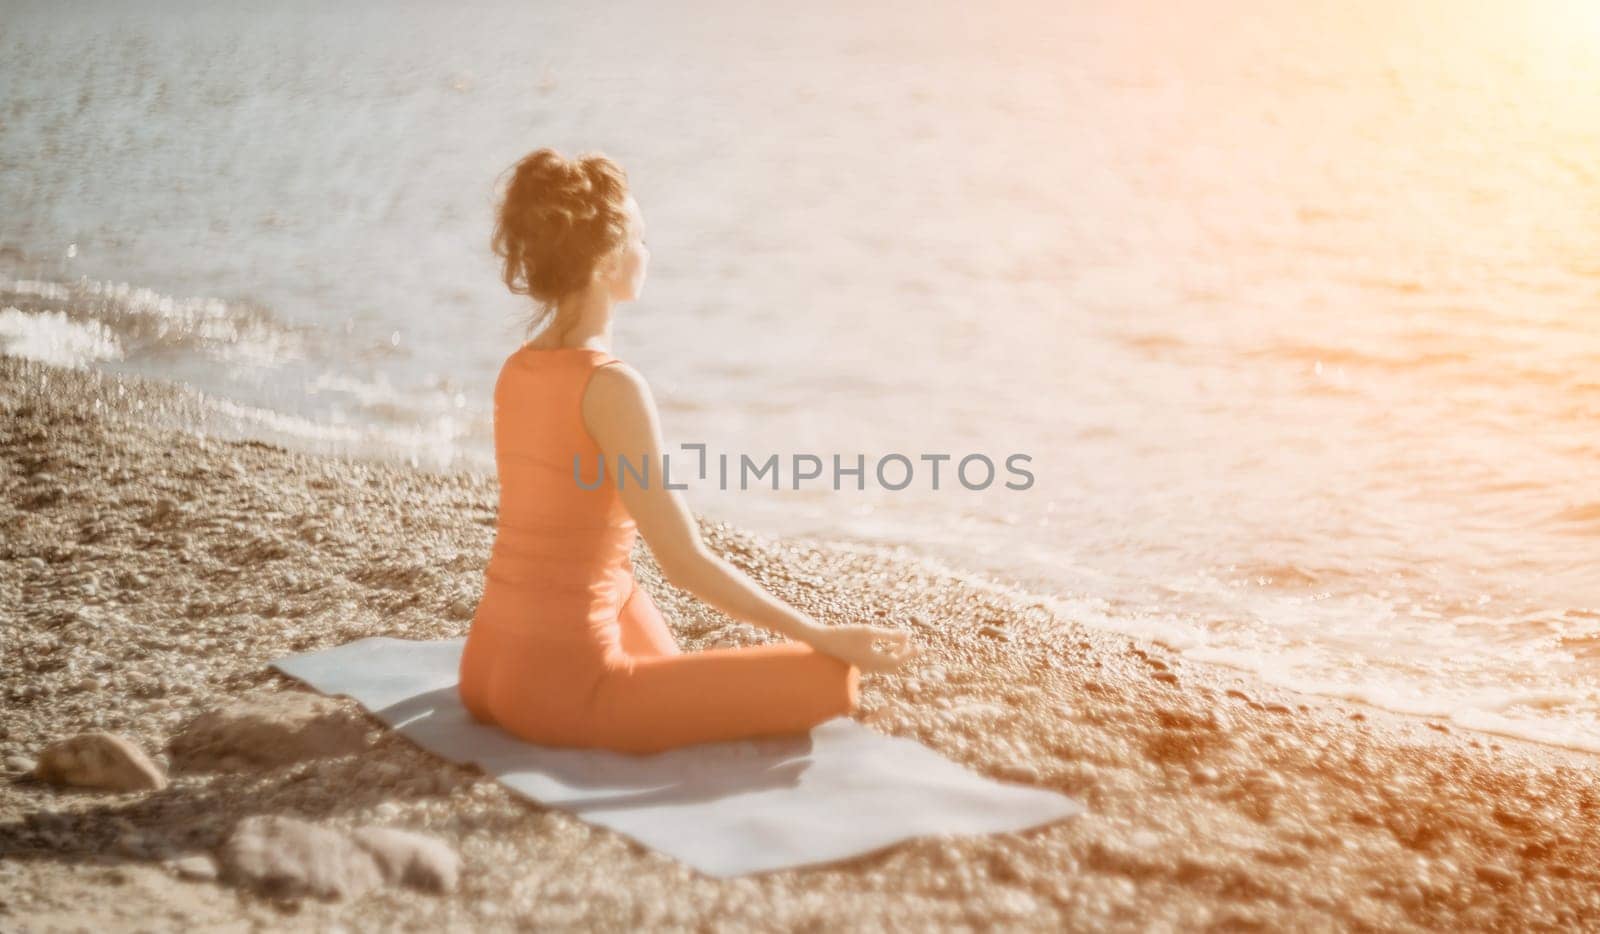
top-left (167, 689), bottom-right (371, 771)
top-left (34, 732), bottom-right (167, 792)
top-left (220, 815), bottom-right (384, 900)
top-left (350, 826), bottom-right (461, 894)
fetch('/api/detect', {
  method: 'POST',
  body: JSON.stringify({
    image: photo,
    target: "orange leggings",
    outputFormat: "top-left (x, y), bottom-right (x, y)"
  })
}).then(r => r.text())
top-left (459, 579), bottom-right (860, 755)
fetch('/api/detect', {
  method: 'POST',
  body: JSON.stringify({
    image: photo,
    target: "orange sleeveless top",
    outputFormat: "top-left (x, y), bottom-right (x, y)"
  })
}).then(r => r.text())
top-left (481, 344), bottom-right (638, 628)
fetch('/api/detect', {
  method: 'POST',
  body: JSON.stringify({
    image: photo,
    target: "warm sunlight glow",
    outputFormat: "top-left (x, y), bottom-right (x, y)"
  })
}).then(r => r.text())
top-left (7, 1), bottom-right (1600, 926)
top-left (1528, 0), bottom-right (1600, 54)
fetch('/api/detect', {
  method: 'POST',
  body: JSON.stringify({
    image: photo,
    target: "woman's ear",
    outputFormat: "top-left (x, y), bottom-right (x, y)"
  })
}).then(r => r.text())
top-left (594, 250), bottom-right (621, 282)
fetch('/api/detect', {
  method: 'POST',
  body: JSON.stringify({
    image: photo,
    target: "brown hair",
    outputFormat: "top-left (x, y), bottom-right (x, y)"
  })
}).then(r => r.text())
top-left (490, 148), bottom-right (631, 339)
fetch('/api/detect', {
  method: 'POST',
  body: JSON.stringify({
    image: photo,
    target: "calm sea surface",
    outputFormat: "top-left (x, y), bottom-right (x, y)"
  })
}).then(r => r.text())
top-left (3, 0), bottom-right (1598, 749)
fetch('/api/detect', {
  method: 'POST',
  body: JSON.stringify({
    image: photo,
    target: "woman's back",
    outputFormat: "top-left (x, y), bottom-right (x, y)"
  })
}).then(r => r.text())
top-left (482, 344), bottom-right (636, 609)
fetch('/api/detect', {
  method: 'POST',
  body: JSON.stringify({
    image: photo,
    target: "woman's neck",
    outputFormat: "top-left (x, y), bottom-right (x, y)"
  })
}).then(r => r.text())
top-left (539, 288), bottom-right (614, 350)
top-left (529, 322), bottom-right (612, 352)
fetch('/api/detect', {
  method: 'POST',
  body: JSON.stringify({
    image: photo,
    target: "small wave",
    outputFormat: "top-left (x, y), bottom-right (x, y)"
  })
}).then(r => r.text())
top-left (1554, 502), bottom-right (1600, 529)
top-left (1119, 332), bottom-right (1188, 353)
top-left (1182, 645), bottom-right (1600, 754)
top-left (0, 274), bottom-right (307, 369)
top-left (1448, 707), bottom-right (1600, 756)
top-left (203, 397), bottom-right (367, 445)
top-left (1248, 341), bottom-right (1473, 371)
top-left (307, 371), bottom-right (407, 409)
top-left (198, 395), bottom-right (477, 471)
top-left (1233, 562), bottom-right (1326, 588)
top-left (1354, 275), bottom-right (1426, 294)
top-left (0, 306), bottom-right (123, 368)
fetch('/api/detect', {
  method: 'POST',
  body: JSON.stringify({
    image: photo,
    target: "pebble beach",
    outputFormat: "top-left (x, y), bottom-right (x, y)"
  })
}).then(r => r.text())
top-left (3, 353), bottom-right (1599, 931)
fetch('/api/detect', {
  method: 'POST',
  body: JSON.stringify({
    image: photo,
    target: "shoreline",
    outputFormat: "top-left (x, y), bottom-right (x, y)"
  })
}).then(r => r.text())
top-left (2, 353), bottom-right (1598, 930)
top-left (5, 264), bottom-right (1594, 761)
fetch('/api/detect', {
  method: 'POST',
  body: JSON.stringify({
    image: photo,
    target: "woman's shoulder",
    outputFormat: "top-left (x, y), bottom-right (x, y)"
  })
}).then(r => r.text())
top-left (578, 357), bottom-right (659, 446)
top-left (585, 355), bottom-right (649, 396)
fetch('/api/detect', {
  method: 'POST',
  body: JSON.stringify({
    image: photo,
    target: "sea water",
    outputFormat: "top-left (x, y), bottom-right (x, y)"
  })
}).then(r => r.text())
top-left (2, 0), bottom-right (1597, 750)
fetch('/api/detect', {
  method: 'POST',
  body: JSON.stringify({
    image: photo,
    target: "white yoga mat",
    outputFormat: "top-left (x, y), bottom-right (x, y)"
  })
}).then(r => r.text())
top-left (271, 636), bottom-right (1085, 878)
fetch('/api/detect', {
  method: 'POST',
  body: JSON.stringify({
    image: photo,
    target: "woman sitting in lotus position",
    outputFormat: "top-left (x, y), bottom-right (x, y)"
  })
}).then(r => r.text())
top-left (458, 147), bottom-right (917, 754)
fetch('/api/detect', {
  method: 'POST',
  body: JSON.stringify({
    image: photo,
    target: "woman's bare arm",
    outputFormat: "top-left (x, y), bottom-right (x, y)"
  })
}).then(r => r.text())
top-left (580, 361), bottom-right (829, 644)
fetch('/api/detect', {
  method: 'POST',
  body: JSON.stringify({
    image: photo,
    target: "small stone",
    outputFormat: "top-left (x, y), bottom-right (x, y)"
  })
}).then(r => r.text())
top-left (350, 826), bottom-right (461, 894)
top-left (167, 853), bottom-right (220, 882)
top-left (1247, 768), bottom-right (1286, 790)
top-left (34, 732), bottom-right (167, 791)
top-left (978, 624), bottom-right (1012, 641)
top-left (995, 760), bottom-right (1042, 783)
top-left (1476, 863), bottom-right (1518, 887)
top-left (5, 755), bottom-right (37, 775)
top-left (220, 815), bottom-right (384, 900)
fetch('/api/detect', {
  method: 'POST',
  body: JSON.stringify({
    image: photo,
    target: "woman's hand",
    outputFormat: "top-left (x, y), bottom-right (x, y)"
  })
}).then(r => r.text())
top-left (809, 624), bottom-right (919, 673)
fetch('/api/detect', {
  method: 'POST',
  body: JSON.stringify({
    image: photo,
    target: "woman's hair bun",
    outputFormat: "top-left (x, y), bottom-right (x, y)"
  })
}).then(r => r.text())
top-left (491, 147), bottom-right (630, 336)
